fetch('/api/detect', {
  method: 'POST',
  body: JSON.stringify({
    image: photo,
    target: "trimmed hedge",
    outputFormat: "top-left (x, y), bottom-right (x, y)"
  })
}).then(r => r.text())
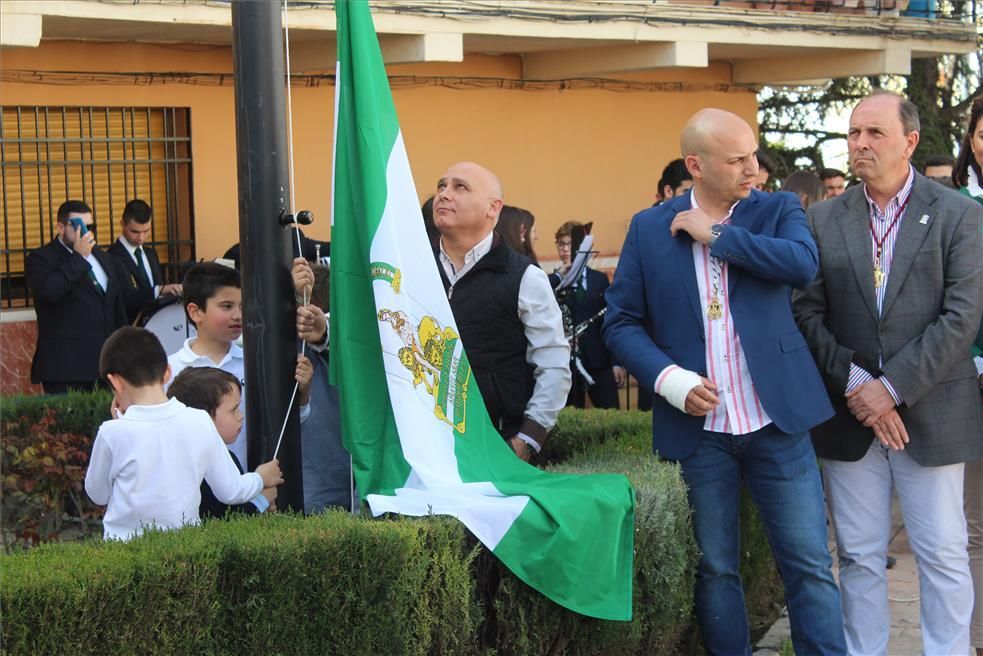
top-left (1, 389), bottom-right (113, 437)
top-left (540, 408), bottom-right (653, 465)
top-left (477, 447), bottom-right (697, 656)
top-left (1, 513), bottom-right (478, 656)
top-left (0, 400), bottom-right (785, 655)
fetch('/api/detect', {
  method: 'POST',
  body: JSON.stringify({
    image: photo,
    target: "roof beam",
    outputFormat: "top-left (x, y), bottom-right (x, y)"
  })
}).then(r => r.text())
top-left (379, 33), bottom-right (463, 64)
top-left (1, 11), bottom-right (42, 47)
top-left (522, 41), bottom-right (708, 79)
top-left (732, 46), bottom-right (911, 84)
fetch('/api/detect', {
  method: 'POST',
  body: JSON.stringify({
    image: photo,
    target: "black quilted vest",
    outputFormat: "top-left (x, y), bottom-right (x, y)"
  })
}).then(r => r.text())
top-left (438, 233), bottom-right (534, 438)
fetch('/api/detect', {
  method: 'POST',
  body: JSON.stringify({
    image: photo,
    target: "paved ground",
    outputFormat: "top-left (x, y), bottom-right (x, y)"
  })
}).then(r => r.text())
top-left (755, 494), bottom-right (923, 655)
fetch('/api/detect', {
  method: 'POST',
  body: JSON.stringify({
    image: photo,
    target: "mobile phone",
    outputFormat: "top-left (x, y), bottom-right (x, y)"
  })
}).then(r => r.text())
top-left (69, 217), bottom-right (89, 235)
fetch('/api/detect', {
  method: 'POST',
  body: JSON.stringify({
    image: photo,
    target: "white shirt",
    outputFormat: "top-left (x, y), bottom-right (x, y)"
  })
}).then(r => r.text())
top-left (59, 237), bottom-right (109, 291)
top-left (117, 236), bottom-right (159, 294)
top-left (167, 337), bottom-right (311, 467)
top-left (439, 232), bottom-right (571, 448)
top-left (84, 398), bottom-right (263, 541)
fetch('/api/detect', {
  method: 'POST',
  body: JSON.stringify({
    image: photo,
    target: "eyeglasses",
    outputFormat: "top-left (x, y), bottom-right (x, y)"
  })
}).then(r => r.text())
top-left (555, 240), bottom-right (572, 249)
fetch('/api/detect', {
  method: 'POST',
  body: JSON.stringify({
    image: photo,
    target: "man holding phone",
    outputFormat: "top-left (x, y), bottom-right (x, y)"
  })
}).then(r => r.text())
top-left (25, 200), bottom-right (127, 393)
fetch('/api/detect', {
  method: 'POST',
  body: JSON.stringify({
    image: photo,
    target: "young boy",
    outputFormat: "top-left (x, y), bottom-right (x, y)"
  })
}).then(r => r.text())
top-left (167, 367), bottom-right (278, 518)
top-left (84, 327), bottom-right (283, 541)
top-left (168, 262), bottom-right (313, 469)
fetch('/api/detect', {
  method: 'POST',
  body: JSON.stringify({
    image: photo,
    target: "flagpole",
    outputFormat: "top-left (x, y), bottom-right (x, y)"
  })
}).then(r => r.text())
top-left (230, 0), bottom-right (304, 512)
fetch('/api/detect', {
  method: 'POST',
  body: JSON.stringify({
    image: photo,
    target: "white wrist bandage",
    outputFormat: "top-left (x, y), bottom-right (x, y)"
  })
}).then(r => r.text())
top-left (657, 368), bottom-right (704, 413)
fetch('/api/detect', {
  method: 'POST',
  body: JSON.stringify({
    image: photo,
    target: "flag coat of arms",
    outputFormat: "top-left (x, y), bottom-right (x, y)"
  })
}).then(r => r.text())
top-left (329, 0), bottom-right (635, 621)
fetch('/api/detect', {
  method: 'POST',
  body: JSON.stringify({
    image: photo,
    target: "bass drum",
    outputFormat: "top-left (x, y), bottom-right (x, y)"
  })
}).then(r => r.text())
top-left (135, 295), bottom-right (196, 356)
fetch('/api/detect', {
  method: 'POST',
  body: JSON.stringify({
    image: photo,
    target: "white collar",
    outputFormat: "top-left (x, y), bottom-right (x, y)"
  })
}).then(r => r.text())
top-left (175, 336), bottom-right (243, 367)
top-left (968, 167), bottom-right (983, 199)
top-left (118, 398), bottom-right (185, 421)
top-left (690, 188), bottom-right (739, 222)
top-left (862, 165), bottom-right (915, 215)
top-left (118, 236), bottom-right (142, 255)
top-left (438, 230), bottom-right (494, 274)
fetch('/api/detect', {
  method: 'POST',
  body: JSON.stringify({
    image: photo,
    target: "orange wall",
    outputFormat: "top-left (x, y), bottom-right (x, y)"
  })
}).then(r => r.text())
top-left (1, 40), bottom-right (758, 260)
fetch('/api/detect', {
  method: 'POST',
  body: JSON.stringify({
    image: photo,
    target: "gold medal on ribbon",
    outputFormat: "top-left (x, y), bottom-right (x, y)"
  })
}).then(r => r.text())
top-left (707, 298), bottom-right (722, 321)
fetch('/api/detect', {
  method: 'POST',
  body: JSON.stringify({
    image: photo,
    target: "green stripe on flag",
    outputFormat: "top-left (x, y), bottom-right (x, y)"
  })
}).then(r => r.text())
top-left (330, 0), bottom-right (409, 495)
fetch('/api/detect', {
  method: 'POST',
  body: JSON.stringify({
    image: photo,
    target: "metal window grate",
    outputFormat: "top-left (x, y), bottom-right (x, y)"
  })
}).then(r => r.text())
top-left (0, 106), bottom-right (196, 309)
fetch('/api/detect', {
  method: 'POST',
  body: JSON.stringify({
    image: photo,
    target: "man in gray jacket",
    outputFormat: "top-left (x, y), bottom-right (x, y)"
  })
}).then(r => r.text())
top-left (794, 91), bottom-right (983, 655)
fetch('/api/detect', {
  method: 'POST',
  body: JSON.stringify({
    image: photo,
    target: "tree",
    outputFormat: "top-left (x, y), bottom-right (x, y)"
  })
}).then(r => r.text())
top-left (758, 5), bottom-right (982, 181)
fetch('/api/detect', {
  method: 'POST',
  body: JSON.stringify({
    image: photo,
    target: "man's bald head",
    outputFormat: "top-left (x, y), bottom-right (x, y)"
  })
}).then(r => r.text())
top-left (680, 109), bottom-right (755, 159)
top-left (678, 108), bottom-right (760, 208)
top-left (433, 161), bottom-right (505, 246)
top-left (444, 161), bottom-right (503, 201)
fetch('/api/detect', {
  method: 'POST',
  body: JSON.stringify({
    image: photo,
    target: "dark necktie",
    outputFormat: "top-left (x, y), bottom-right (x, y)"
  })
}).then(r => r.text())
top-left (86, 269), bottom-right (105, 295)
top-left (134, 247), bottom-right (152, 287)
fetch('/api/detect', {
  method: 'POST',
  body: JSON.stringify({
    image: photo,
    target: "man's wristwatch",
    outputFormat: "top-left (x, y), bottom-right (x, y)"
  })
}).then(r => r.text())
top-left (709, 223), bottom-right (725, 246)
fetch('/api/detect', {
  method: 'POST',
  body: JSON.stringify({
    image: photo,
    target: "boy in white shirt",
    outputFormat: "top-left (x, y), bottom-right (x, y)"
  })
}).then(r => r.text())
top-left (167, 262), bottom-right (313, 468)
top-left (84, 326), bottom-right (283, 541)
top-left (167, 366), bottom-right (278, 518)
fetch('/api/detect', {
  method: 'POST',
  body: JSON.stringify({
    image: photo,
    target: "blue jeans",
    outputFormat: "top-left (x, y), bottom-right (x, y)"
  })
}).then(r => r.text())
top-left (678, 424), bottom-right (845, 656)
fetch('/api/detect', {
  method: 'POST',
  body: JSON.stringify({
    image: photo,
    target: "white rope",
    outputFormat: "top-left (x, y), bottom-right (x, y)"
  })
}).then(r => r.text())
top-left (273, 0), bottom-right (308, 462)
top-left (272, 1), bottom-right (356, 516)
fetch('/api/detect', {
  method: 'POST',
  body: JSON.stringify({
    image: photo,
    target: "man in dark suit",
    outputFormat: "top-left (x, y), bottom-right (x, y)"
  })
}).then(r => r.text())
top-left (794, 91), bottom-right (983, 655)
top-left (26, 200), bottom-right (128, 393)
top-left (604, 108), bottom-right (845, 655)
top-left (106, 199), bottom-right (182, 324)
top-left (551, 221), bottom-right (624, 409)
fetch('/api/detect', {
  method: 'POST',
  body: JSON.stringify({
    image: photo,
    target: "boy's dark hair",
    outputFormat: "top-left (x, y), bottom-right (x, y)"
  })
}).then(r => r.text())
top-left (922, 154), bottom-right (955, 171)
top-left (819, 168), bottom-right (846, 181)
top-left (99, 326), bottom-right (168, 386)
top-left (182, 262), bottom-right (241, 317)
top-left (166, 367), bottom-right (241, 417)
top-left (56, 200), bottom-right (92, 224)
top-left (122, 199), bottom-right (153, 225)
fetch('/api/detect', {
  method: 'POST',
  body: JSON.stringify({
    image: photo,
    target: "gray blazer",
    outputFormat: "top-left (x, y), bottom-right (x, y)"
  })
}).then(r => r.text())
top-left (793, 173), bottom-right (983, 466)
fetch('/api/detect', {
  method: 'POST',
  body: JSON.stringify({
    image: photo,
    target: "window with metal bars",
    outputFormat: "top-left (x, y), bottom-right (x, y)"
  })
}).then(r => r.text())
top-left (0, 106), bottom-right (195, 309)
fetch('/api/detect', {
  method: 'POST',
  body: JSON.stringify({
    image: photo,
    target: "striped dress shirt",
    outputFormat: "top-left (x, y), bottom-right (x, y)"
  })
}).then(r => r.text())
top-left (844, 166), bottom-right (914, 403)
top-left (656, 191), bottom-right (772, 435)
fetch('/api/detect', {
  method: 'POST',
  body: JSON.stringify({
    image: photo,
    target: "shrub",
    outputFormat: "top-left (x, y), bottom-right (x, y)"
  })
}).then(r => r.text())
top-left (0, 400), bottom-right (785, 655)
top-left (1, 391), bottom-right (111, 550)
top-left (477, 449), bottom-right (697, 656)
top-left (1, 389), bottom-right (113, 437)
top-left (1, 512), bottom-right (478, 656)
top-left (540, 408), bottom-right (652, 464)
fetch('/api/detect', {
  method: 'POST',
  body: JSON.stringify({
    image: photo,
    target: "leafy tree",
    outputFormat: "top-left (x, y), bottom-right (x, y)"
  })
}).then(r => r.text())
top-left (758, 4), bottom-right (982, 181)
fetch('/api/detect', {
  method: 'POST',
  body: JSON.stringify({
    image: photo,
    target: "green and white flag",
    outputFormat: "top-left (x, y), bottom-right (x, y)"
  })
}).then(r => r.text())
top-left (330, 0), bottom-right (635, 621)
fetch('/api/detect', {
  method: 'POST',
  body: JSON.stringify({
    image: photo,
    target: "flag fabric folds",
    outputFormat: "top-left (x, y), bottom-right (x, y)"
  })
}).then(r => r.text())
top-left (329, 0), bottom-right (635, 620)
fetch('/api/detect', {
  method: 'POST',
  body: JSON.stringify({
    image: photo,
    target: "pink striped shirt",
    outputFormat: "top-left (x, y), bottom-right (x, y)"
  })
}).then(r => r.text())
top-left (690, 192), bottom-right (771, 435)
top-left (845, 167), bottom-right (914, 404)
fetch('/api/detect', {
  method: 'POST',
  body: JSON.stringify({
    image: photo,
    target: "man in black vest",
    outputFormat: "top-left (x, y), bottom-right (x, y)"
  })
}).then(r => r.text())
top-left (107, 199), bottom-right (182, 324)
top-left (432, 161), bottom-right (571, 461)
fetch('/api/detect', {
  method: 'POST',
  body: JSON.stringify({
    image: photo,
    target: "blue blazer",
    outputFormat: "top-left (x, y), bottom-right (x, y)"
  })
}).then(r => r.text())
top-left (602, 190), bottom-right (833, 460)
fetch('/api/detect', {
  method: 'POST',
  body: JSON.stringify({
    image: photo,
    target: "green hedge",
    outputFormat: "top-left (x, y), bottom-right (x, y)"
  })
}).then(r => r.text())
top-left (477, 447), bottom-right (697, 656)
top-left (0, 401), bottom-right (785, 655)
top-left (1, 513), bottom-right (478, 656)
top-left (1, 389), bottom-right (113, 437)
top-left (539, 408), bottom-right (653, 465)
